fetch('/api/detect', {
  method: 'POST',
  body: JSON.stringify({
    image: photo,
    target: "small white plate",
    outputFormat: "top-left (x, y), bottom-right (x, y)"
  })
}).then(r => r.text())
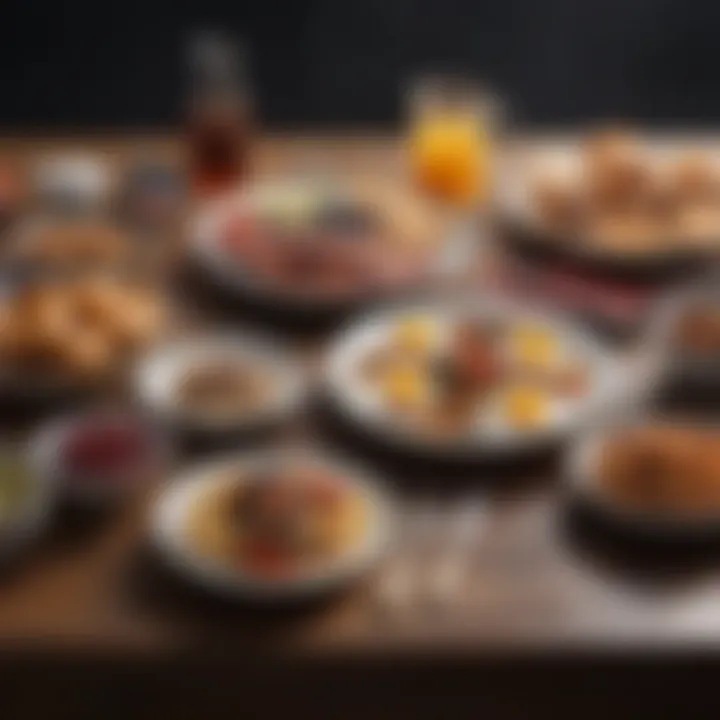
top-left (325, 297), bottom-right (636, 459)
top-left (135, 332), bottom-right (305, 435)
top-left (151, 451), bottom-right (393, 600)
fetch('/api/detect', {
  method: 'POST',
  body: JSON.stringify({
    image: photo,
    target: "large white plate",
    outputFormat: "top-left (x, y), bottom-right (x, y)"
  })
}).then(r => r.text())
top-left (325, 297), bottom-right (641, 458)
top-left (151, 451), bottom-right (393, 600)
top-left (189, 182), bottom-right (450, 314)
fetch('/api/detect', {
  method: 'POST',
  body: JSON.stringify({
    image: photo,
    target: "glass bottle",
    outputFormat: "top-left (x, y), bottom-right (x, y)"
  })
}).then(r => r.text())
top-left (186, 33), bottom-right (253, 197)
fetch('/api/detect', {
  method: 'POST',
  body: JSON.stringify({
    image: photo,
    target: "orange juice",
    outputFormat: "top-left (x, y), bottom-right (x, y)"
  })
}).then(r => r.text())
top-left (410, 110), bottom-right (489, 208)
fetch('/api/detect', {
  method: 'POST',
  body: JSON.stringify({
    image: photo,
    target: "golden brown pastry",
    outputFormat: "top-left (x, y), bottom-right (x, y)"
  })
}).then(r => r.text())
top-left (599, 426), bottom-right (720, 515)
top-left (588, 210), bottom-right (666, 254)
top-left (675, 203), bottom-right (720, 246)
top-left (0, 277), bottom-right (162, 379)
top-left (583, 130), bottom-right (652, 211)
top-left (670, 153), bottom-right (719, 203)
top-left (14, 221), bottom-right (129, 269)
top-left (531, 177), bottom-right (583, 233)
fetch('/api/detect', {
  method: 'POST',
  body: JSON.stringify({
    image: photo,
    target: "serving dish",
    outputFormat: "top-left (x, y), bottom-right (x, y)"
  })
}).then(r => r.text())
top-left (151, 450), bottom-right (392, 600)
top-left (189, 178), bottom-right (446, 314)
top-left (135, 333), bottom-right (305, 436)
top-left (567, 419), bottom-right (720, 538)
top-left (325, 297), bottom-right (631, 459)
top-left (0, 273), bottom-right (167, 401)
top-left (497, 132), bottom-right (720, 282)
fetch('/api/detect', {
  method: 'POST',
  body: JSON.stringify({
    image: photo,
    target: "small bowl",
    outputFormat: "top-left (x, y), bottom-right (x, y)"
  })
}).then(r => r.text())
top-left (135, 333), bottom-right (305, 438)
top-left (151, 450), bottom-right (393, 601)
top-left (0, 445), bottom-right (56, 557)
top-left (647, 282), bottom-right (720, 395)
top-left (31, 412), bottom-right (170, 506)
top-left (33, 153), bottom-right (112, 215)
top-left (566, 419), bottom-right (720, 539)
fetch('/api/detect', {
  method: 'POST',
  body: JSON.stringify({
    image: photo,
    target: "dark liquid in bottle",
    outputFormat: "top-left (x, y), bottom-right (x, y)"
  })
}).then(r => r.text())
top-left (188, 105), bottom-right (251, 197)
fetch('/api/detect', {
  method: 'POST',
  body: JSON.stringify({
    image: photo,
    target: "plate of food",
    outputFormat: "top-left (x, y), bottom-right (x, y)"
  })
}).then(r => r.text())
top-left (325, 298), bottom-right (628, 458)
top-left (498, 129), bottom-right (720, 280)
top-left (0, 274), bottom-right (166, 399)
top-left (567, 420), bottom-right (720, 537)
top-left (190, 178), bottom-right (446, 312)
top-left (136, 333), bottom-right (304, 435)
top-left (152, 451), bottom-right (392, 599)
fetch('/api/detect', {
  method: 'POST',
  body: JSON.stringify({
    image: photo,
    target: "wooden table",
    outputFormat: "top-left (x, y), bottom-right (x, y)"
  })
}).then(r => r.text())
top-left (2, 136), bottom-right (720, 717)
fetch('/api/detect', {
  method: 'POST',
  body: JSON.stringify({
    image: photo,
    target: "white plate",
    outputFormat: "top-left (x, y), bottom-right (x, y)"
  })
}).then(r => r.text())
top-left (189, 183), bottom-right (448, 314)
top-left (325, 297), bottom-right (636, 458)
top-left (151, 451), bottom-right (393, 600)
top-left (135, 332), bottom-right (305, 435)
top-left (190, 188), bottom-right (361, 312)
top-left (567, 421), bottom-right (720, 537)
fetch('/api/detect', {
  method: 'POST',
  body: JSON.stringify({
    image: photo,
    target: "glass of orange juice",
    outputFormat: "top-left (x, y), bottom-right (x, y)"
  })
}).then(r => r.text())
top-left (407, 76), bottom-right (499, 211)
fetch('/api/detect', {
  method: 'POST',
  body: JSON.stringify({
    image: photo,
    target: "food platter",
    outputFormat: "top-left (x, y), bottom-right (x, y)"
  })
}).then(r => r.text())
top-left (151, 451), bottom-right (392, 600)
top-left (190, 179), bottom-right (446, 314)
top-left (0, 268), bottom-right (167, 401)
top-left (325, 297), bottom-right (629, 459)
top-left (497, 135), bottom-right (720, 282)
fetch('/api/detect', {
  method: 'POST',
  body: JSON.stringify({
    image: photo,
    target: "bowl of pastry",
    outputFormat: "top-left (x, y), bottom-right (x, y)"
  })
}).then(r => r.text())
top-left (568, 420), bottom-right (720, 537)
top-left (0, 274), bottom-right (165, 398)
top-left (499, 128), bottom-right (720, 280)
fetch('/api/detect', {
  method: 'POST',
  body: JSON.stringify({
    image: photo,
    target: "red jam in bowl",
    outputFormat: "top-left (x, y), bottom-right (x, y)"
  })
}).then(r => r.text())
top-left (61, 419), bottom-right (155, 483)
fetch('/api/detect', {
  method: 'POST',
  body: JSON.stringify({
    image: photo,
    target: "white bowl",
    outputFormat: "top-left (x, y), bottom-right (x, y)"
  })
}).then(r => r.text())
top-left (151, 451), bottom-right (393, 600)
top-left (325, 297), bottom-right (638, 459)
top-left (135, 332), bottom-right (305, 435)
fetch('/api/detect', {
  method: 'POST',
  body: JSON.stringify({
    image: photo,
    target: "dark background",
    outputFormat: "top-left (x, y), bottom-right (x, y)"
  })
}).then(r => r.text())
top-left (2, 0), bottom-right (720, 130)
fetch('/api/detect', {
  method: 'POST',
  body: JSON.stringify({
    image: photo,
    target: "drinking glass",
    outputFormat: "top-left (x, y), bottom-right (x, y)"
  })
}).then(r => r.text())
top-left (407, 75), bottom-right (500, 211)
